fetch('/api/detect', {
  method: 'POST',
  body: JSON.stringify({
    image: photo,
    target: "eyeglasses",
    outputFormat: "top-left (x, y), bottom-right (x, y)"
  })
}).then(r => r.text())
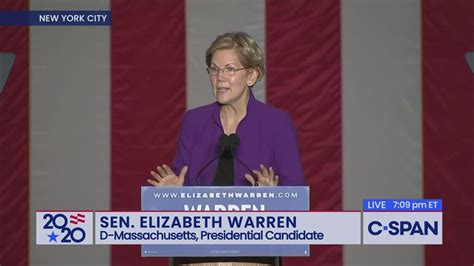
top-left (206, 66), bottom-right (249, 76)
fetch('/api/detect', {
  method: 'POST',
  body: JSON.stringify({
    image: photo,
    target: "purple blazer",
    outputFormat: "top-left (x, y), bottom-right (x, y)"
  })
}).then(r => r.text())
top-left (172, 91), bottom-right (305, 186)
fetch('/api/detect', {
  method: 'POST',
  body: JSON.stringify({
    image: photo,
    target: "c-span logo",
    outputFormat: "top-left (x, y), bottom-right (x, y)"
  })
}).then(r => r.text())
top-left (368, 220), bottom-right (438, 236)
top-left (36, 211), bottom-right (93, 245)
top-left (363, 212), bottom-right (442, 244)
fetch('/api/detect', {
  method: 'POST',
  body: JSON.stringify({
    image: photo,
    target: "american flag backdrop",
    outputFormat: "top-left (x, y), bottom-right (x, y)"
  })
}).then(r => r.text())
top-left (0, 0), bottom-right (473, 265)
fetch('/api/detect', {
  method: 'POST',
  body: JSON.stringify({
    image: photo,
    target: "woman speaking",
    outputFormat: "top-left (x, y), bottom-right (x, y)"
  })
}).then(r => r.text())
top-left (147, 32), bottom-right (305, 188)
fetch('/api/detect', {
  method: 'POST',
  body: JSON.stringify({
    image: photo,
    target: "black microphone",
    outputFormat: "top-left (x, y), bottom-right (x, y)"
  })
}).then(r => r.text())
top-left (192, 134), bottom-right (229, 186)
top-left (228, 134), bottom-right (258, 186)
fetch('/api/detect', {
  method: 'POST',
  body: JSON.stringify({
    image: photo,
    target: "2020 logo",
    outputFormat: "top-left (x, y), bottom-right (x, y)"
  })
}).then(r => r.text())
top-left (36, 211), bottom-right (93, 245)
top-left (43, 213), bottom-right (86, 243)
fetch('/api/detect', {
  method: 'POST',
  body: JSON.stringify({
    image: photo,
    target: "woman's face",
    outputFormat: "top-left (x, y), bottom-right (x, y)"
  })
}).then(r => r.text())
top-left (209, 49), bottom-right (256, 106)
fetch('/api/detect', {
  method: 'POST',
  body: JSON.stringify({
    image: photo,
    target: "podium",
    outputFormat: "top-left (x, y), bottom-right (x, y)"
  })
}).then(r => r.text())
top-left (141, 186), bottom-right (309, 266)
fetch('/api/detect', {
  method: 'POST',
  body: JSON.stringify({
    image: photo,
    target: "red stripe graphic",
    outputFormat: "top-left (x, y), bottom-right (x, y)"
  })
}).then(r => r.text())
top-left (423, 0), bottom-right (474, 265)
top-left (69, 214), bottom-right (86, 225)
top-left (266, 0), bottom-right (342, 265)
top-left (0, 1), bottom-right (29, 266)
top-left (111, 0), bottom-right (186, 265)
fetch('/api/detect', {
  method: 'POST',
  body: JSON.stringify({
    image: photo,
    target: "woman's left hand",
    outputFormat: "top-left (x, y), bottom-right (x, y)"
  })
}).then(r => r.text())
top-left (245, 164), bottom-right (279, 186)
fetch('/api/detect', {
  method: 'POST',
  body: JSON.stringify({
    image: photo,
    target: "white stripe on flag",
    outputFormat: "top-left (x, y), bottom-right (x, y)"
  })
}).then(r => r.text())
top-left (342, 0), bottom-right (423, 265)
top-left (29, 1), bottom-right (111, 265)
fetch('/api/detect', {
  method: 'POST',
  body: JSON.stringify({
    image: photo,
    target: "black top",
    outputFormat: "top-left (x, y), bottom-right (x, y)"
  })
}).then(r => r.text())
top-left (212, 149), bottom-right (235, 186)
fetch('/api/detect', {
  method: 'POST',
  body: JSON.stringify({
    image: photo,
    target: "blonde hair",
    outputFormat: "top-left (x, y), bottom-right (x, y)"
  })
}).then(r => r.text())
top-left (206, 32), bottom-right (265, 82)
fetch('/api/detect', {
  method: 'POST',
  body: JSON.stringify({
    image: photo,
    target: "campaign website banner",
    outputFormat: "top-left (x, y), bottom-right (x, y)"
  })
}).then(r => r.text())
top-left (141, 186), bottom-right (309, 211)
top-left (95, 211), bottom-right (361, 245)
top-left (141, 186), bottom-right (309, 256)
top-left (363, 199), bottom-right (443, 244)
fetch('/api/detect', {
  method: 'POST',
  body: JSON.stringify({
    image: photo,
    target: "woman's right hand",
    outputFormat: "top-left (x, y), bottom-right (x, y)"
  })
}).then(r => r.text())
top-left (147, 164), bottom-right (188, 187)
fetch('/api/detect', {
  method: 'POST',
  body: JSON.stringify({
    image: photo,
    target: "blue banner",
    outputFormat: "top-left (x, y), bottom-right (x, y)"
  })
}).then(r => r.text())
top-left (363, 199), bottom-right (442, 211)
top-left (0, 11), bottom-right (111, 26)
top-left (141, 186), bottom-right (310, 257)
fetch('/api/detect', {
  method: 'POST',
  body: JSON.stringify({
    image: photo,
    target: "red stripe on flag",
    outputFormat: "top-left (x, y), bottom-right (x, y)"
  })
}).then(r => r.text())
top-left (111, 0), bottom-right (186, 265)
top-left (0, 1), bottom-right (29, 266)
top-left (266, 0), bottom-right (342, 265)
top-left (423, 1), bottom-right (474, 265)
